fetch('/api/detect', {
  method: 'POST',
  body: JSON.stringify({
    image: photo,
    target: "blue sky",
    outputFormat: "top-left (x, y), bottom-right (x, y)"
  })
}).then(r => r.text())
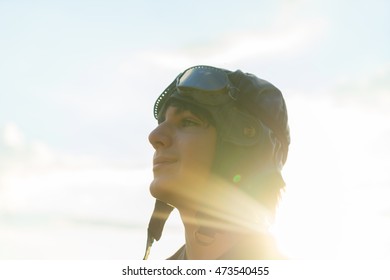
top-left (2, 0), bottom-right (388, 159)
top-left (0, 0), bottom-right (389, 259)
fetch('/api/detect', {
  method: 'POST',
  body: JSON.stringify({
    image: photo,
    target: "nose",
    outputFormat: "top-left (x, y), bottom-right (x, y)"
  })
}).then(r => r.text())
top-left (148, 123), bottom-right (172, 150)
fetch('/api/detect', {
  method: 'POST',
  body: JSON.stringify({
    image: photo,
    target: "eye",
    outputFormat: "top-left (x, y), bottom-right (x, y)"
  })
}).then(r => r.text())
top-left (181, 118), bottom-right (201, 127)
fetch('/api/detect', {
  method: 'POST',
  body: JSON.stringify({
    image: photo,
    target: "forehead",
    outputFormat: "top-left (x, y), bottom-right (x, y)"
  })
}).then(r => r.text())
top-left (158, 99), bottom-right (214, 124)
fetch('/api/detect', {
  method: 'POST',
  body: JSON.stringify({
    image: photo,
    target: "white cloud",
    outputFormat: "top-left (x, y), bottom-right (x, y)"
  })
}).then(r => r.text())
top-left (47, 54), bottom-right (163, 123)
top-left (42, 14), bottom-right (329, 123)
top-left (140, 19), bottom-right (329, 69)
top-left (0, 123), bottom-right (153, 223)
top-left (333, 63), bottom-right (390, 112)
top-left (3, 122), bottom-right (25, 149)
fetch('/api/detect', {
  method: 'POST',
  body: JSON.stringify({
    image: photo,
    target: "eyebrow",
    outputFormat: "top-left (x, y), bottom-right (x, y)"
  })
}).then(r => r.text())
top-left (165, 107), bottom-right (201, 121)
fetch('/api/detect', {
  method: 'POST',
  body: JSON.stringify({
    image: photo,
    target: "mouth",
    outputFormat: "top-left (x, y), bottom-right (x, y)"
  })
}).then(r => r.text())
top-left (153, 157), bottom-right (177, 170)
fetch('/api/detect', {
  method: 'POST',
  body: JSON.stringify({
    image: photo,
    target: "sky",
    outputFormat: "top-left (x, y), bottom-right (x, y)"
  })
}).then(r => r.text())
top-left (0, 0), bottom-right (389, 259)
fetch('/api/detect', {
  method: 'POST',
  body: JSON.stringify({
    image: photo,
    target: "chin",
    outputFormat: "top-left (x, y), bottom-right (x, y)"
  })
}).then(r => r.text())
top-left (149, 178), bottom-right (178, 205)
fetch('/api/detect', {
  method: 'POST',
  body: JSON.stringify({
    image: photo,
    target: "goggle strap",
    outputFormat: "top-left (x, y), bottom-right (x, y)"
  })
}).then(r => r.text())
top-left (153, 79), bottom-right (176, 119)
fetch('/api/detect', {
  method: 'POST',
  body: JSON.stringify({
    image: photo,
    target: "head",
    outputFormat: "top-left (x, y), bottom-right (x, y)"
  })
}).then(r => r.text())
top-left (144, 65), bottom-right (290, 259)
top-left (148, 99), bottom-right (218, 208)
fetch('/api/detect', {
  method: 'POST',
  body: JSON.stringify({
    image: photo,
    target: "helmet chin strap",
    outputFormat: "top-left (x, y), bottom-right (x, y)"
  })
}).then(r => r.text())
top-left (143, 199), bottom-right (174, 260)
top-left (143, 200), bottom-right (220, 258)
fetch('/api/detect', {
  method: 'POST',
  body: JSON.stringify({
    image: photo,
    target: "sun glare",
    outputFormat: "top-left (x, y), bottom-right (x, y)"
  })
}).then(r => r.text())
top-left (271, 173), bottom-right (390, 260)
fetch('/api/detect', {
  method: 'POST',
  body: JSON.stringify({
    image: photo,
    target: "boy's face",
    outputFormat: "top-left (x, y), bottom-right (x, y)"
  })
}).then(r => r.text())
top-left (148, 105), bottom-right (217, 208)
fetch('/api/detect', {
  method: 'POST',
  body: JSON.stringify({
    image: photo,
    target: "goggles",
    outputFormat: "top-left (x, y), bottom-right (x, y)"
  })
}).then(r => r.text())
top-left (153, 65), bottom-right (238, 119)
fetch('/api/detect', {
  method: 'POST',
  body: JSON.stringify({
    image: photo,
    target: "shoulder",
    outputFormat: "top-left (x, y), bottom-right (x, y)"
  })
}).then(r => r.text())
top-left (165, 234), bottom-right (285, 260)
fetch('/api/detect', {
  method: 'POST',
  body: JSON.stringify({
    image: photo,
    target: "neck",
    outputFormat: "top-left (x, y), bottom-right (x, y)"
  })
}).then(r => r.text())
top-left (173, 177), bottom-right (272, 259)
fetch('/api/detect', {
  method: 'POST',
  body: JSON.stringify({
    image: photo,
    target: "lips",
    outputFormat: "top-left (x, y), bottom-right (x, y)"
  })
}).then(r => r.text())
top-left (153, 156), bottom-right (177, 170)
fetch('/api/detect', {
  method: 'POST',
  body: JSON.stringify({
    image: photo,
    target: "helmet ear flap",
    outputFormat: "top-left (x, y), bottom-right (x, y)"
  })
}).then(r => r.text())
top-left (211, 125), bottom-right (285, 218)
top-left (228, 70), bottom-right (290, 165)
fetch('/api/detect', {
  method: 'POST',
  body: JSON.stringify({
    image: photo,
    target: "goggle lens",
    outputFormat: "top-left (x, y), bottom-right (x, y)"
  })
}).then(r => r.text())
top-left (154, 66), bottom-right (236, 119)
top-left (177, 66), bottom-right (229, 93)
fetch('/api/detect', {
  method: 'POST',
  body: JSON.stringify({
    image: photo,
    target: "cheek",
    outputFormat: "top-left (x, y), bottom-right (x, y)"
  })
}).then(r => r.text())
top-left (180, 133), bottom-right (217, 176)
top-left (191, 142), bottom-right (215, 167)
